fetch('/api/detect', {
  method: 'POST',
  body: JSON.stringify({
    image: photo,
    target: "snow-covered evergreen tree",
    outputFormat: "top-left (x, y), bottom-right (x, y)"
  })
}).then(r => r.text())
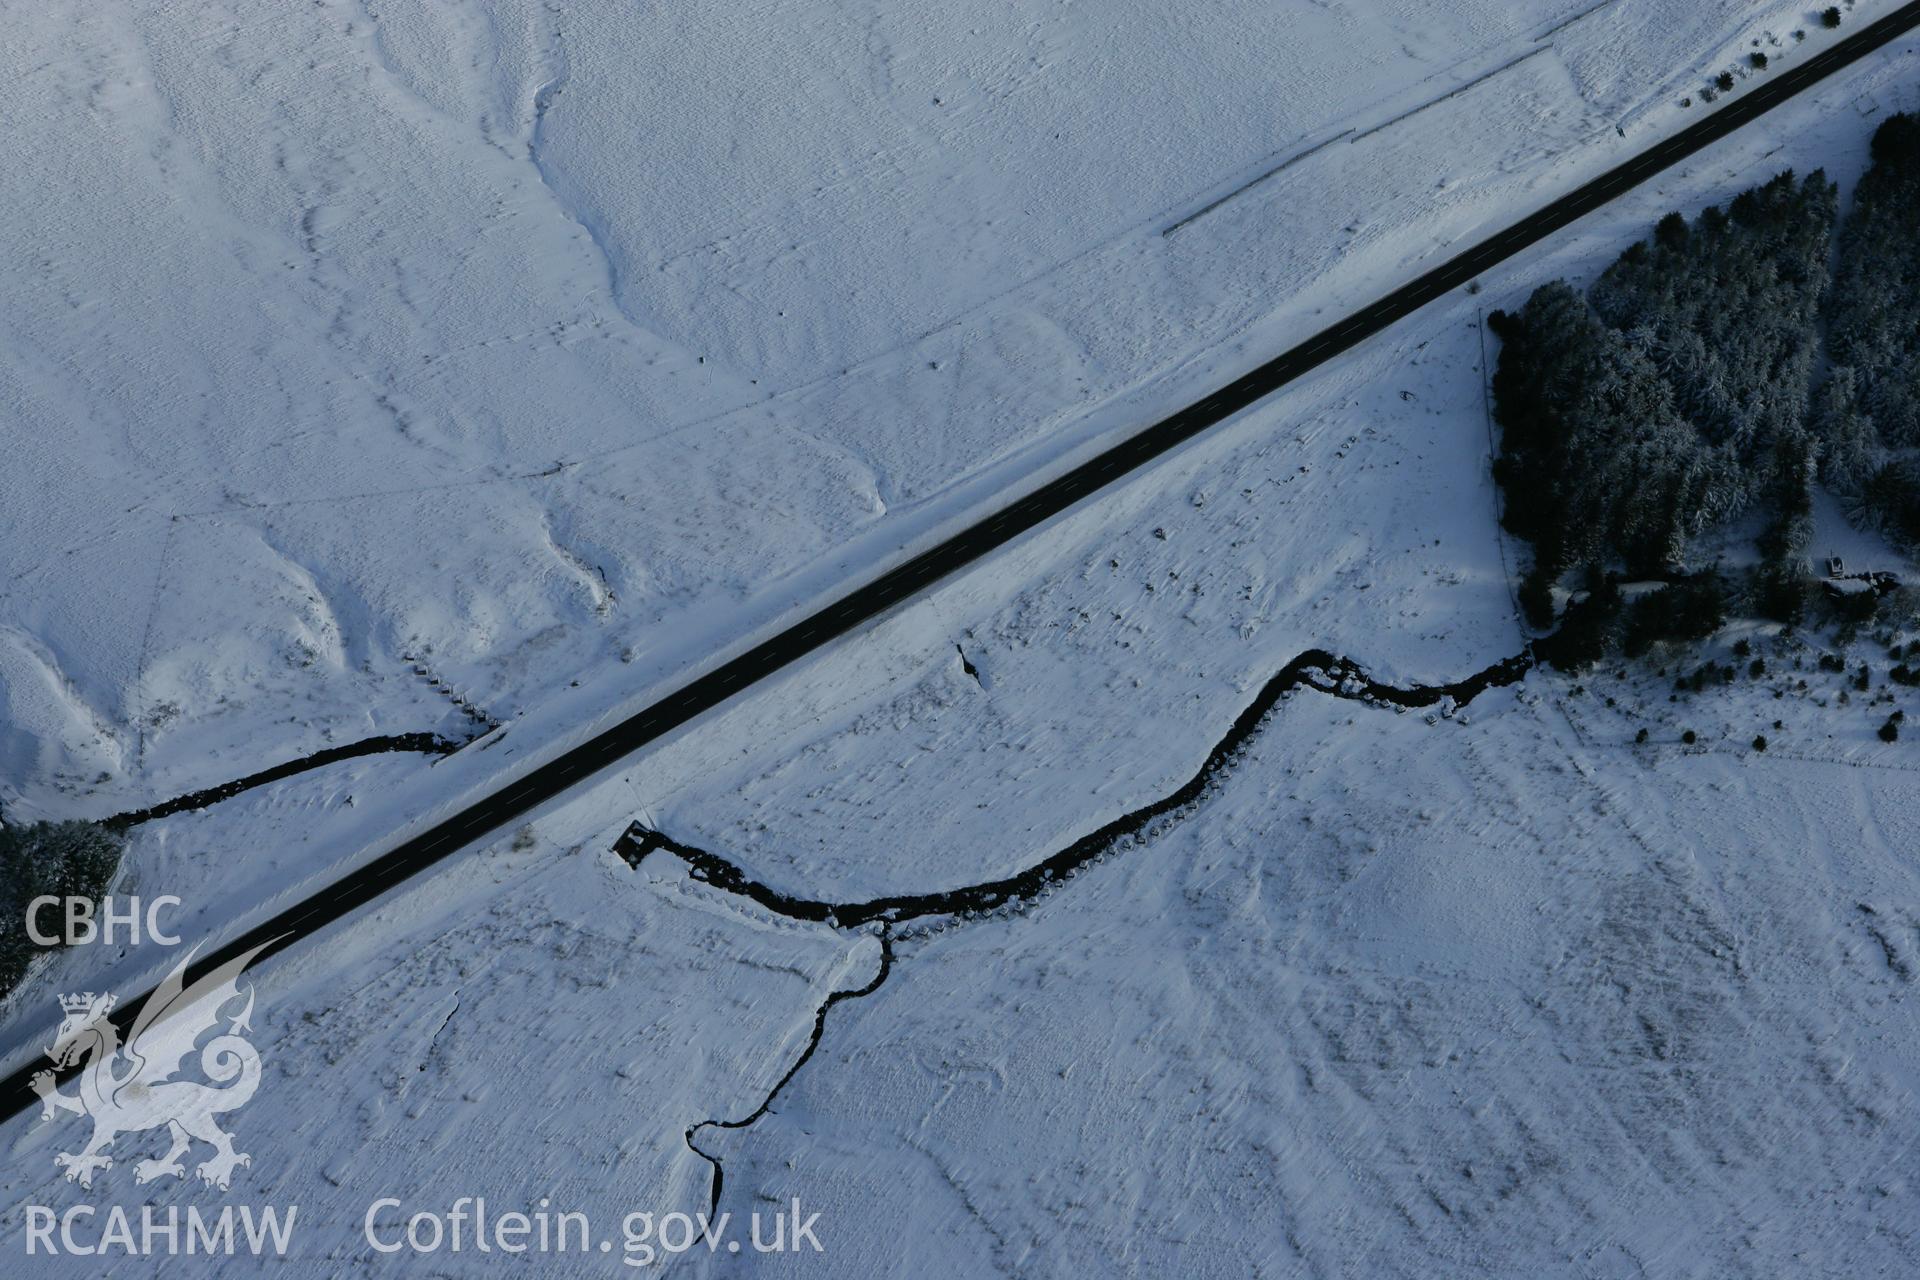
top-left (1490, 168), bottom-right (1842, 650)
top-left (1824, 113), bottom-right (1920, 547)
top-left (1812, 367), bottom-right (1880, 498)
top-left (1590, 169), bottom-right (1836, 467)
top-left (1828, 114), bottom-right (1920, 447)
top-left (0, 820), bottom-right (124, 997)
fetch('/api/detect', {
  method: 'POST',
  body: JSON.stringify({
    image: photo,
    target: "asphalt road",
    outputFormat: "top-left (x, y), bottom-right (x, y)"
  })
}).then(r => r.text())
top-left (8, 0), bottom-right (1920, 1119)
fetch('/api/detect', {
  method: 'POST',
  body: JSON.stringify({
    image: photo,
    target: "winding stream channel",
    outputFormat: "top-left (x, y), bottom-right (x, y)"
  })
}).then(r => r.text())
top-left (622, 643), bottom-right (1535, 1211)
top-left (105, 731), bottom-right (460, 829)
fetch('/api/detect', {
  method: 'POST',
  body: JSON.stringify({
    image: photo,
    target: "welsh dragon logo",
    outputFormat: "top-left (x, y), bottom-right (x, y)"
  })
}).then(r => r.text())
top-left (32, 943), bottom-right (269, 1191)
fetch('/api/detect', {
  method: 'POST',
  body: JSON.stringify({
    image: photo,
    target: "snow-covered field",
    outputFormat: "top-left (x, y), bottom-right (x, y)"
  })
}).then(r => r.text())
top-left (11, 20), bottom-right (1916, 1049)
top-left (712, 693), bottom-right (1920, 1277)
top-left (0, 0), bottom-right (1874, 827)
top-left (8, 3), bottom-right (1920, 1276)
top-left (6, 25), bottom-right (1920, 1272)
top-left (15, 663), bottom-right (1920, 1276)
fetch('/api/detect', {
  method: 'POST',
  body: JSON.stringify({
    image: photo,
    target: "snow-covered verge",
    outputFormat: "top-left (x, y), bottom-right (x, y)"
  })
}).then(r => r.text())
top-left (0, 0), bottom-right (1878, 833)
